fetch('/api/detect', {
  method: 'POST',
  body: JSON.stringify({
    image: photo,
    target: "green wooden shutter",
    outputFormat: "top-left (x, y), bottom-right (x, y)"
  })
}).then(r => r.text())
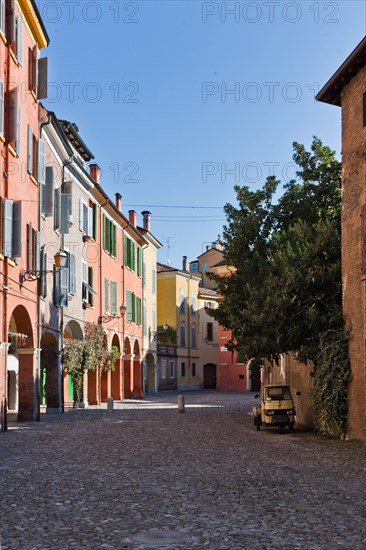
top-left (111, 281), bottom-right (117, 315)
top-left (137, 247), bottom-right (142, 276)
top-left (68, 374), bottom-right (74, 401)
top-left (126, 290), bottom-right (132, 321)
top-left (130, 240), bottom-right (135, 270)
top-left (105, 278), bottom-right (109, 312)
top-left (124, 236), bottom-right (128, 265)
top-left (137, 297), bottom-right (141, 325)
top-left (102, 215), bottom-right (106, 250)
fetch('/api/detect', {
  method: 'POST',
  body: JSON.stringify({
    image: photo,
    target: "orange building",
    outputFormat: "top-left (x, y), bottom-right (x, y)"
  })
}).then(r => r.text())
top-left (0, 1), bottom-right (49, 428)
top-left (317, 37), bottom-right (366, 440)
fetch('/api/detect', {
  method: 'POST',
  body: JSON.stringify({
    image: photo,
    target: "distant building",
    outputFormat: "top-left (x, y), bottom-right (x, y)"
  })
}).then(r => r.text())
top-left (189, 238), bottom-right (224, 289)
top-left (157, 259), bottom-right (201, 390)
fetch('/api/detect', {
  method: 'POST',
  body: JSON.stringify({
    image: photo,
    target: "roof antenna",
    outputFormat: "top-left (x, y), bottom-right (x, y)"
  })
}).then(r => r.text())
top-left (165, 236), bottom-right (174, 265)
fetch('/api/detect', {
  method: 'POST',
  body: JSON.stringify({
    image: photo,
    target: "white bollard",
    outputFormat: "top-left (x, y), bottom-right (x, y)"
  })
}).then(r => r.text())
top-left (178, 394), bottom-right (185, 413)
top-left (107, 396), bottom-right (114, 413)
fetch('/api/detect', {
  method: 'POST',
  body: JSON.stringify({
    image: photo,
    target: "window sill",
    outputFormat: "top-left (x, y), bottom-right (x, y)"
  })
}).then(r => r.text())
top-left (8, 144), bottom-right (18, 158)
top-left (9, 49), bottom-right (19, 65)
top-left (6, 258), bottom-right (16, 267)
top-left (30, 174), bottom-right (38, 187)
top-left (30, 90), bottom-right (38, 103)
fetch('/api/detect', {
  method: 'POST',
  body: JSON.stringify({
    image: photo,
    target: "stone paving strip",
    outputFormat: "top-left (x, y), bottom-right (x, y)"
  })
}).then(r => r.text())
top-left (0, 391), bottom-right (365, 549)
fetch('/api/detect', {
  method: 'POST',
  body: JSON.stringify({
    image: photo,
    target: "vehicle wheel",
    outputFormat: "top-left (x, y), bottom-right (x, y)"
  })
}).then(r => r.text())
top-left (289, 423), bottom-right (294, 432)
top-left (278, 424), bottom-right (284, 434)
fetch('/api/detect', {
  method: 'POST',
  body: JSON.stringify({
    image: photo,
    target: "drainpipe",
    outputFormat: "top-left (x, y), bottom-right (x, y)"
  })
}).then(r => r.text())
top-left (140, 241), bottom-right (148, 395)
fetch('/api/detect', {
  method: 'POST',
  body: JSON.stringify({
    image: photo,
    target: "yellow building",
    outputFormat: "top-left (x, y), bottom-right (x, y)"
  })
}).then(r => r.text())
top-left (157, 259), bottom-right (201, 390)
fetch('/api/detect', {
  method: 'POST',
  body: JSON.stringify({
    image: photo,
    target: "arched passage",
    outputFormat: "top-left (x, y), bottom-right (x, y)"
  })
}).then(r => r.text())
top-left (8, 306), bottom-right (36, 421)
top-left (123, 337), bottom-right (132, 399)
top-left (111, 334), bottom-right (122, 400)
top-left (64, 321), bottom-right (84, 407)
top-left (40, 333), bottom-right (59, 409)
top-left (132, 340), bottom-right (142, 397)
top-left (146, 352), bottom-right (157, 394)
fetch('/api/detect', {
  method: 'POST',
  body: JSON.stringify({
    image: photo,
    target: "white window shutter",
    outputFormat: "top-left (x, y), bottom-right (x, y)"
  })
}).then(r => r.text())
top-left (79, 199), bottom-right (83, 232)
top-left (60, 193), bottom-right (70, 235)
top-left (16, 16), bottom-right (22, 64)
top-left (38, 139), bottom-right (46, 185)
top-left (35, 231), bottom-right (41, 272)
top-left (27, 125), bottom-right (33, 173)
top-left (87, 206), bottom-right (93, 237)
top-left (12, 201), bottom-right (22, 258)
top-left (43, 167), bottom-right (54, 216)
top-left (3, 199), bottom-right (13, 257)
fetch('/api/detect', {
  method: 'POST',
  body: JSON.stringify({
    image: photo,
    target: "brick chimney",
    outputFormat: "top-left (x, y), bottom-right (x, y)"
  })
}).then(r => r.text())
top-left (129, 210), bottom-right (137, 227)
top-left (115, 193), bottom-right (122, 211)
top-left (141, 211), bottom-right (151, 232)
top-left (89, 164), bottom-right (101, 184)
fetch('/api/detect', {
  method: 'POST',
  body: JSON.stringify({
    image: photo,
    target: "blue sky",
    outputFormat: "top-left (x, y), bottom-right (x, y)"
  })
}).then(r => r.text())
top-left (42, 1), bottom-right (365, 267)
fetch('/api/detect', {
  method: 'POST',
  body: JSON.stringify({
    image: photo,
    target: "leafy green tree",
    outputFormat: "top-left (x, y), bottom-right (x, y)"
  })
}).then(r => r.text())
top-left (63, 322), bottom-right (119, 407)
top-left (211, 138), bottom-right (351, 437)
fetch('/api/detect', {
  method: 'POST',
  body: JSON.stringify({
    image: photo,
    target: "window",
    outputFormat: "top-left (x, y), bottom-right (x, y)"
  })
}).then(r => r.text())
top-left (202, 261), bottom-right (207, 272)
top-left (152, 304), bottom-right (157, 338)
top-left (82, 261), bottom-right (96, 306)
top-left (54, 189), bottom-right (70, 234)
top-left (162, 360), bottom-right (167, 379)
top-left (103, 215), bottom-right (117, 256)
top-left (192, 362), bottom-right (196, 377)
top-left (143, 298), bottom-right (147, 337)
top-left (152, 268), bottom-right (156, 293)
top-left (137, 247), bottom-right (142, 277)
top-left (42, 167), bottom-right (54, 217)
top-left (191, 323), bottom-right (196, 348)
top-left (2, 199), bottom-right (21, 258)
top-left (126, 290), bottom-right (142, 324)
top-left (237, 353), bottom-right (244, 364)
top-left (170, 361), bottom-right (174, 378)
top-left (27, 127), bottom-right (46, 185)
top-left (111, 281), bottom-right (117, 315)
top-left (105, 279), bottom-right (109, 312)
top-left (26, 223), bottom-right (40, 273)
top-left (143, 261), bottom-right (147, 289)
top-left (180, 322), bottom-right (186, 347)
top-left (0, 0), bottom-right (5, 36)
top-left (181, 362), bottom-right (186, 377)
top-left (54, 264), bottom-right (68, 307)
top-left (207, 322), bottom-right (213, 342)
top-left (179, 289), bottom-right (186, 314)
top-left (190, 262), bottom-right (198, 272)
top-left (190, 291), bottom-right (196, 315)
top-left (8, 3), bottom-right (23, 64)
top-left (68, 254), bottom-right (76, 295)
top-left (80, 200), bottom-right (94, 238)
top-left (7, 88), bottom-right (20, 154)
top-left (28, 46), bottom-right (48, 100)
top-left (124, 236), bottom-right (135, 270)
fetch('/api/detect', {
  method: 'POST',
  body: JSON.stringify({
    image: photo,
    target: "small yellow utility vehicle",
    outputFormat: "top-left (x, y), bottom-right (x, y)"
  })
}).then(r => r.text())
top-left (254, 384), bottom-right (300, 433)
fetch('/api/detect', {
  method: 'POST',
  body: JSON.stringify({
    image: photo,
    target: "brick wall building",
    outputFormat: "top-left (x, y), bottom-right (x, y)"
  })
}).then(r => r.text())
top-left (317, 37), bottom-right (366, 441)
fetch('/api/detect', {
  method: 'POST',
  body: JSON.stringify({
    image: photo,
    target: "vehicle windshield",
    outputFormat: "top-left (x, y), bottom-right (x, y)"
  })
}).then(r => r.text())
top-left (265, 387), bottom-right (292, 401)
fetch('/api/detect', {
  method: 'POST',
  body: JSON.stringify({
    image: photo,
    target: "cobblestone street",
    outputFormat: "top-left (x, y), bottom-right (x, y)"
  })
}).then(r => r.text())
top-left (1, 391), bottom-right (365, 549)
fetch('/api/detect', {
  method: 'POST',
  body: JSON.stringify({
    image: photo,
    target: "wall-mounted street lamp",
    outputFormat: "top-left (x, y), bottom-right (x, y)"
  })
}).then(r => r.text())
top-left (98, 304), bottom-right (127, 325)
top-left (22, 250), bottom-right (68, 282)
